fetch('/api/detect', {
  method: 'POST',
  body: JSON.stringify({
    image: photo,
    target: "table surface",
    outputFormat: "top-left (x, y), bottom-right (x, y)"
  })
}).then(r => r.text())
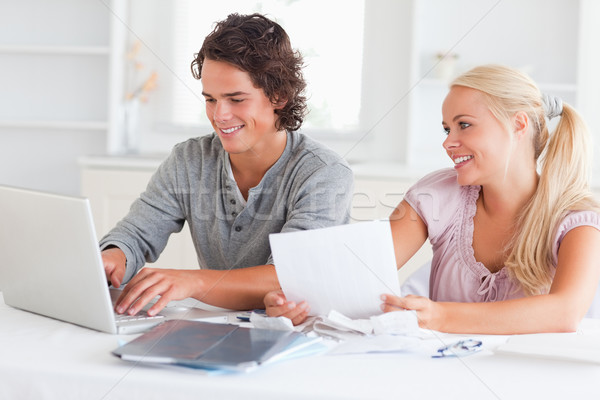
top-left (2, 294), bottom-right (600, 400)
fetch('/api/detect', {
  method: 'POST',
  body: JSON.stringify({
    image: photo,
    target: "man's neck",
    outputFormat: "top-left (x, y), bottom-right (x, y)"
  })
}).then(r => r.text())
top-left (229, 131), bottom-right (288, 198)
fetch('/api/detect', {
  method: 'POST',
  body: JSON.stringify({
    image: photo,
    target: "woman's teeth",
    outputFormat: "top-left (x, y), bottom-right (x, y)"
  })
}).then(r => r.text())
top-left (454, 155), bottom-right (473, 164)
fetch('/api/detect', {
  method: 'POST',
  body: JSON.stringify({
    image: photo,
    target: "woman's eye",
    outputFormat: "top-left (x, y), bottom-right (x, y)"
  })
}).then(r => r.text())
top-left (443, 126), bottom-right (450, 135)
top-left (459, 122), bottom-right (471, 129)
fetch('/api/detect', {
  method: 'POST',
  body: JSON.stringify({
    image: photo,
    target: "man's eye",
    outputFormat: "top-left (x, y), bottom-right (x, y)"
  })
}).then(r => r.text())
top-left (231, 98), bottom-right (244, 103)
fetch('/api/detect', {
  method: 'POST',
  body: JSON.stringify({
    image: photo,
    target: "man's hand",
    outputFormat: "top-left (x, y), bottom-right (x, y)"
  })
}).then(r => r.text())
top-left (101, 247), bottom-right (127, 288)
top-left (264, 290), bottom-right (310, 325)
top-left (114, 268), bottom-right (202, 316)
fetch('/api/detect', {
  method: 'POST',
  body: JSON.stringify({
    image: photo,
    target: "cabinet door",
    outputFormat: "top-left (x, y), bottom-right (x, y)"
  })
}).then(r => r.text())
top-left (81, 168), bottom-right (198, 270)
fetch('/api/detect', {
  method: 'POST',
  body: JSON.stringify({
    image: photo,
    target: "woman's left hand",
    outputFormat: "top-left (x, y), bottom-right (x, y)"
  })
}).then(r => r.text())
top-left (380, 294), bottom-right (443, 331)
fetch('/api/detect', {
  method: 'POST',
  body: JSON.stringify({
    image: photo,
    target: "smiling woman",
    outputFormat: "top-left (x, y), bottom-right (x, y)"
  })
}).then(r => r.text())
top-left (266, 64), bottom-right (600, 335)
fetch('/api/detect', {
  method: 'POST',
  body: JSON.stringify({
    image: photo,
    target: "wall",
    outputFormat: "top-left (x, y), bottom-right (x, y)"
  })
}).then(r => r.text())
top-left (0, 0), bottom-right (110, 195)
top-left (0, 1), bottom-right (596, 195)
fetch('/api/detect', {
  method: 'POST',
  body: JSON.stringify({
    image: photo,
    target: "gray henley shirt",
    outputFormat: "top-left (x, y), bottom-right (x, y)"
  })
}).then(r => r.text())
top-left (100, 130), bottom-right (354, 284)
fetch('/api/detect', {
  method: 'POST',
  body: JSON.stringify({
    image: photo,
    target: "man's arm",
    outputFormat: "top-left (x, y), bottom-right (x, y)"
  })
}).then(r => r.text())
top-left (100, 151), bottom-right (186, 285)
top-left (109, 158), bottom-right (354, 315)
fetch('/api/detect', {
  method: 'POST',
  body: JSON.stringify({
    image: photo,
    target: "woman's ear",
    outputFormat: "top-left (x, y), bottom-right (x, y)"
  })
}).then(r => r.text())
top-left (513, 111), bottom-right (530, 139)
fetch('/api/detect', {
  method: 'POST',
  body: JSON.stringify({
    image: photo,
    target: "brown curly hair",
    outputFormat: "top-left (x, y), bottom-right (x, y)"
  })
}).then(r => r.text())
top-left (191, 13), bottom-right (307, 132)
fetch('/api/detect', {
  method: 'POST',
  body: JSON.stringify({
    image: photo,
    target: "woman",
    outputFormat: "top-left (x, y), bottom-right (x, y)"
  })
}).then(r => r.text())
top-left (266, 65), bottom-right (600, 334)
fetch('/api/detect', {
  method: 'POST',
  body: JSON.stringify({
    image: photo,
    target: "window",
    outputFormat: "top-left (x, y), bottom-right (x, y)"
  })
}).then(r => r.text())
top-left (120, 1), bottom-right (413, 164)
top-left (129, 0), bottom-right (365, 140)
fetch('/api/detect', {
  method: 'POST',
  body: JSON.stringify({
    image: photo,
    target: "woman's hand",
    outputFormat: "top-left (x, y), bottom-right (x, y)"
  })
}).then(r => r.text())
top-left (381, 294), bottom-right (444, 331)
top-left (264, 290), bottom-right (310, 325)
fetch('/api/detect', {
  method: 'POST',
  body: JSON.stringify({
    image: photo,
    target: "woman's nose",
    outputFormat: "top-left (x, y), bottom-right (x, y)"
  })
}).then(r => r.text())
top-left (442, 131), bottom-right (459, 151)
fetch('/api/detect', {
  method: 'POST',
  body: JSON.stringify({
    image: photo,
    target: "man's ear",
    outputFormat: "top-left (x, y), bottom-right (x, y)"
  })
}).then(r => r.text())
top-left (513, 111), bottom-right (529, 139)
top-left (273, 96), bottom-right (288, 110)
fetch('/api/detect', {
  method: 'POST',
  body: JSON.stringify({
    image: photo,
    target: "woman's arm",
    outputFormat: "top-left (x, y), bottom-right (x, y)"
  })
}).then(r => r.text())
top-left (265, 200), bottom-right (429, 324)
top-left (382, 225), bottom-right (600, 334)
top-left (389, 200), bottom-right (428, 270)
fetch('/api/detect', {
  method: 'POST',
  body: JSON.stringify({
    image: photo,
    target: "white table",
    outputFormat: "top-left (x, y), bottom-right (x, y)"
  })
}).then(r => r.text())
top-left (2, 294), bottom-right (600, 400)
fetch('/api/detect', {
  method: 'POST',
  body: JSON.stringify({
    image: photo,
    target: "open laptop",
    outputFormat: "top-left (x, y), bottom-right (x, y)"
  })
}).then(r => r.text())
top-left (0, 185), bottom-right (228, 334)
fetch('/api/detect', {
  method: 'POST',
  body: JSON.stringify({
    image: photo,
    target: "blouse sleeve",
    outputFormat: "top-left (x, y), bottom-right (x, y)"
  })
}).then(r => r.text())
top-left (403, 168), bottom-right (466, 244)
top-left (552, 210), bottom-right (600, 265)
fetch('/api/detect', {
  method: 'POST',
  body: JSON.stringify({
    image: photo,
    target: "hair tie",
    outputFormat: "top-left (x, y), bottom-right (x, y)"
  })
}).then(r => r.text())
top-left (542, 94), bottom-right (563, 120)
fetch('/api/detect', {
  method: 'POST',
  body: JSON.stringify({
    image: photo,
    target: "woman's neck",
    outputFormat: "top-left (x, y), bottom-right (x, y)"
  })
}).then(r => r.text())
top-left (479, 169), bottom-right (539, 220)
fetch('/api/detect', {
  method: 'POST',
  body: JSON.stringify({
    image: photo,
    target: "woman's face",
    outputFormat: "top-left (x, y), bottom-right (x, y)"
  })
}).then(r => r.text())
top-left (441, 86), bottom-right (513, 187)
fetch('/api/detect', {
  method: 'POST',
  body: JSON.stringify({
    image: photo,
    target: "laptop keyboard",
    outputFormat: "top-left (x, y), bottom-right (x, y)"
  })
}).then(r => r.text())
top-left (114, 312), bottom-right (165, 323)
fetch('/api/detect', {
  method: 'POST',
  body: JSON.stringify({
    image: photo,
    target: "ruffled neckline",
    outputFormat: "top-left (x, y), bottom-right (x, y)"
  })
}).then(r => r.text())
top-left (457, 185), bottom-right (510, 301)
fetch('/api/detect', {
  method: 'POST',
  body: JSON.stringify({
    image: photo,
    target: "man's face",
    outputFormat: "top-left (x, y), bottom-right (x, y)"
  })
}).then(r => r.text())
top-left (201, 59), bottom-right (283, 157)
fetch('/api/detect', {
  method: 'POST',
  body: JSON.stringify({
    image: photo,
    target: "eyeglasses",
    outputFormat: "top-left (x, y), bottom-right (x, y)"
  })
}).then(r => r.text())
top-left (432, 339), bottom-right (483, 358)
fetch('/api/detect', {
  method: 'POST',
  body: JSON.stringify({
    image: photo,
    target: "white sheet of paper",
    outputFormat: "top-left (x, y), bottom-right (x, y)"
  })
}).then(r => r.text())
top-left (269, 220), bottom-right (401, 319)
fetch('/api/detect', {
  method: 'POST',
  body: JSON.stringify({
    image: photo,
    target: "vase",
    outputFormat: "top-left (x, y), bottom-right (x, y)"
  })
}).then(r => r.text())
top-left (433, 56), bottom-right (457, 82)
top-left (123, 98), bottom-right (140, 154)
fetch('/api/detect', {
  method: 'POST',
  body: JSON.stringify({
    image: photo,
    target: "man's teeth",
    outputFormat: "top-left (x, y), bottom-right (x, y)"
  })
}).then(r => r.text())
top-left (222, 126), bottom-right (241, 134)
top-left (454, 155), bottom-right (473, 164)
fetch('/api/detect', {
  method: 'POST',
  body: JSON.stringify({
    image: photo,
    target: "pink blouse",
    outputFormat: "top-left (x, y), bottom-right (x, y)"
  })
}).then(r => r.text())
top-left (404, 168), bottom-right (600, 302)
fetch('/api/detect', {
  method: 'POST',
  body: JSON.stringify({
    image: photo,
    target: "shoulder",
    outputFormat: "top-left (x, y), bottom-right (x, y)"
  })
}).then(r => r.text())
top-left (556, 210), bottom-right (600, 237)
top-left (169, 134), bottom-right (222, 161)
top-left (151, 134), bottom-right (223, 186)
top-left (158, 134), bottom-right (222, 172)
top-left (286, 131), bottom-right (353, 179)
top-left (404, 168), bottom-right (470, 209)
top-left (553, 210), bottom-right (600, 261)
top-left (290, 132), bottom-right (351, 166)
top-left (403, 168), bottom-right (476, 237)
top-left (410, 168), bottom-right (459, 189)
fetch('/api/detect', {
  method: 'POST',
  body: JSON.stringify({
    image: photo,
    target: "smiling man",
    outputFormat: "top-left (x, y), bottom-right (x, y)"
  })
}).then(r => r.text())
top-left (100, 13), bottom-right (353, 316)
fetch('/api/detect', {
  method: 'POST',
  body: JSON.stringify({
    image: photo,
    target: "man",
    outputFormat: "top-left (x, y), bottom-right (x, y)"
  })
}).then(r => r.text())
top-left (101, 13), bottom-right (353, 317)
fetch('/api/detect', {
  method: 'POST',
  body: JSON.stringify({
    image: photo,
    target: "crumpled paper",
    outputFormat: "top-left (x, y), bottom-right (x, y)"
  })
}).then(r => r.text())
top-left (250, 309), bottom-right (419, 341)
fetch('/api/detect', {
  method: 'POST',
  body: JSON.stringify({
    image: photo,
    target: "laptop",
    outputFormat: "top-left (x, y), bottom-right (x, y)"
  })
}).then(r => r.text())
top-left (0, 185), bottom-right (228, 334)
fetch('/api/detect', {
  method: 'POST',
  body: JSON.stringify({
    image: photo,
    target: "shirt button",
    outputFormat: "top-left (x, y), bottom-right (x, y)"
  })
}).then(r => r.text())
top-left (226, 185), bottom-right (232, 190)
top-left (231, 212), bottom-right (237, 217)
top-left (230, 199), bottom-right (236, 205)
top-left (235, 226), bottom-right (242, 232)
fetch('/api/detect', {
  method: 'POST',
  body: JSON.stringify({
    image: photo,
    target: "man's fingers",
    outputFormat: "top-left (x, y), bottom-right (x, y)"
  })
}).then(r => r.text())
top-left (115, 272), bottom-right (161, 314)
top-left (109, 271), bottom-right (122, 288)
top-left (264, 290), bottom-right (286, 307)
top-left (290, 304), bottom-right (310, 325)
top-left (148, 293), bottom-right (173, 316)
top-left (282, 301), bottom-right (309, 323)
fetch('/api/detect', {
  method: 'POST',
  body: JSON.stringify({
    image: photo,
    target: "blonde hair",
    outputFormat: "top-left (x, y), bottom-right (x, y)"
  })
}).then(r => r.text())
top-left (451, 64), bottom-right (598, 295)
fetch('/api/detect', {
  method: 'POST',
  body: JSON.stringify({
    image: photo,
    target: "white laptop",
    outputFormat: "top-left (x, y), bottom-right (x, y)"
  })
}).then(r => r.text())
top-left (0, 185), bottom-right (227, 334)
